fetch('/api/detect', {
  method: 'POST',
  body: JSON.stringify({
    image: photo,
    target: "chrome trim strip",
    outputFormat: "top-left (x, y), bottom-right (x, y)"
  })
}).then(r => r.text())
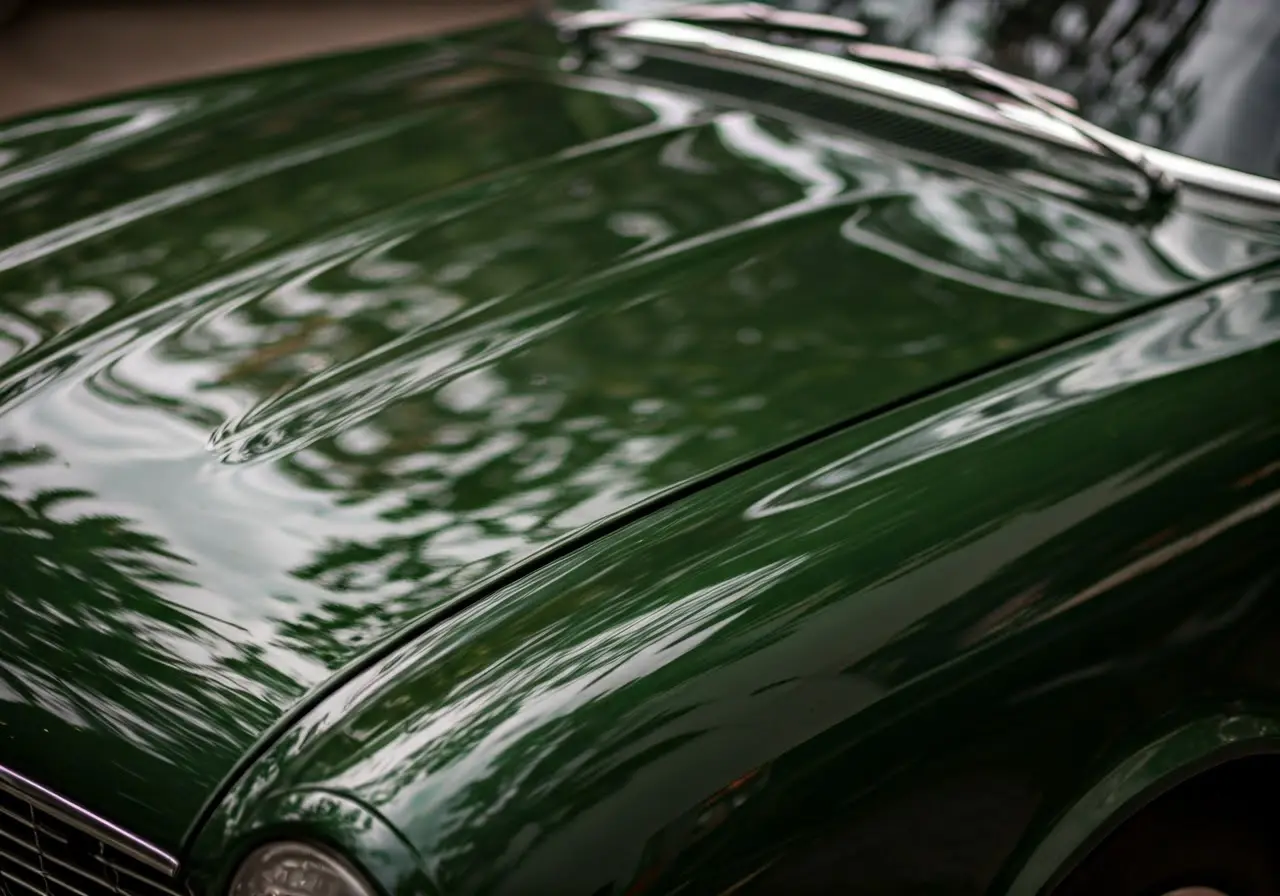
top-left (556, 4), bottom-right (867, 39)
top-left (608, 20), bottom-right (1280, 207)
top-left (844, 42), bottom-right (1079, 109)
top-left (0, 763), bottom-right (179, 877)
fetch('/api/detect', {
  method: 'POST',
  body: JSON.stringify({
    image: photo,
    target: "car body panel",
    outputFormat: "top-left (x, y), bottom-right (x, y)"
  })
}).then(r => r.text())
top-left (1, 14), bottom-right (1279, 886)
top-left (1005, 713), bottom-right (1280, 896)
top-left (189, 269), bottom-right (1280, 895)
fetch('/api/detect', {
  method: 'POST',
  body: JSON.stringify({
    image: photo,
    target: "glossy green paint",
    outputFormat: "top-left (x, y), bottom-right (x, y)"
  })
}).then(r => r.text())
top-left (191, 270), bottom-right (1280, 895)
top-left (0, 13), bottom-right (1278, 893)
top-left (1006, 714), bottom-right (1280, 896)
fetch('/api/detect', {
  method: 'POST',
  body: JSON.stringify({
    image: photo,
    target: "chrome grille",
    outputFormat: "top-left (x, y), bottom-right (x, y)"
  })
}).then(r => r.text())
top-left (0, 785), bottom-right (184, 896)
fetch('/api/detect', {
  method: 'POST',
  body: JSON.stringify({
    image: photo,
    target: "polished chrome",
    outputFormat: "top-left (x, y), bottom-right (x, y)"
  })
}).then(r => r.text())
top-left (230, 842), bottom-right (375, 896)
top-left (554, 3), bottom-right (866, 40)
top-left (0, 762), bottom-right (179, 877)
top-left (603, 19), bottom-right (1280, 207)
top-left (845, 42), bottom-right (1079, 110)
top-left (891, 52), bottom-right (1179, 210)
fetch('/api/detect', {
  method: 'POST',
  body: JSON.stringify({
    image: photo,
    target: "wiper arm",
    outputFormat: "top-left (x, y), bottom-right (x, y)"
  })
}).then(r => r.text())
top-left (860, 48), bottom-right (1178, 209)
top-left (551, 3), bottom-right (866, 41)
top-left (844, 43), bottom-right (1078, 111)
top-left (584, 17), bottom-right (1178, 215)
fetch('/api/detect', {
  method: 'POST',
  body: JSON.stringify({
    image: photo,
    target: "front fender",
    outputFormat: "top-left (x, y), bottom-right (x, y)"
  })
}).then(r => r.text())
top-left (1004, 712), bottom-right (1280, 896)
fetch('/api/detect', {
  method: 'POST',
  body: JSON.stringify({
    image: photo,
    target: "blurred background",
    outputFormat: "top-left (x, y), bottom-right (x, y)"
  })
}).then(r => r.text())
top-left (0, 0), bottom-right (527, 121)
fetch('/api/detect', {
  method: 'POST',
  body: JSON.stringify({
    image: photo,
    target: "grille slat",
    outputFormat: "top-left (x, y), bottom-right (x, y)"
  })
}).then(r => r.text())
top-left (44, 869), bottom-right (95, 896)
top-left (0, 850), bottom-right (49, 894)
top-left (0, 786), bottom-right (183, 896)
top-left (0, 809), bottom-right (64, 845)
top-left (95, 862), bottom-right (182, 896)
top-left (2, 869), bottom-right (49, 896)
top-left (94, 846), bottom-right (122, 896)
top-left (0, 825), bottom-right (40, 857)
top-left (45, 849), bottom-right (120, 891)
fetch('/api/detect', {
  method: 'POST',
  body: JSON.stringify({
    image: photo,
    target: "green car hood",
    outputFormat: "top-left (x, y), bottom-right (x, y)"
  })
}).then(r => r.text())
top-left (0, 21), bottom-right (1276, 853)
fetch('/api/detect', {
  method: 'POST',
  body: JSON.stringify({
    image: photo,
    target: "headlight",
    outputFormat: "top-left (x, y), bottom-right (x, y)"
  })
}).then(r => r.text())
top-left (229, 842), bottom-right (375, 896)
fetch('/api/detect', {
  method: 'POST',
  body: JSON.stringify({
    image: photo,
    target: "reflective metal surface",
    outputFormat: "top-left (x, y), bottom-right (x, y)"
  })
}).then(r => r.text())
top-left (558, 0), bottom-right (1280, 183)
top-left (0, 766), bottom-right (181, 896)
top-left (228, 842), bottom-right (371, 896)
top-left (842, 42), bottom-right (1078, 109)
top-left (0, 765), bottom-right (177, 876)
top-left (553, 3), bottom-right (867, 39)
top-left (842, 49), bottom-right (1179, 210)
top-left (606, 19), bottom-right (1280, 205)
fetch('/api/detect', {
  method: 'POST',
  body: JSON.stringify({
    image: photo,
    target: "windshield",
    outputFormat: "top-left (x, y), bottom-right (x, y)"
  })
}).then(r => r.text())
top-left (554, 0), bottom-right (1280, 181)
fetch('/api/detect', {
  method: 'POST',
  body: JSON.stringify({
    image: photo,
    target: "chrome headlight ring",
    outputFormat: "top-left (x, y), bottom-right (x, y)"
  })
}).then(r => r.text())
top-left (229, 842), bottom-right (376, 896)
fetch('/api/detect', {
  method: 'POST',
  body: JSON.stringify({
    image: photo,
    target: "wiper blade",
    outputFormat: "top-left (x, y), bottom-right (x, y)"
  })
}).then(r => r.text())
top-left (871, 50), bottom-right (1178, 209)
top-left (589, 18), bottom-right (1178, 215)
top-left (844, 43), bottom-right (1077, 111)
top-left (551, 2), bottom-right (866, 41)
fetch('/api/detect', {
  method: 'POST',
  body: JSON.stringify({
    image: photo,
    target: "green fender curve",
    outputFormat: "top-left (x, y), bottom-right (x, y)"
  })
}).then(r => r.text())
top-left (1004, 712), bottom-right (1280, 896)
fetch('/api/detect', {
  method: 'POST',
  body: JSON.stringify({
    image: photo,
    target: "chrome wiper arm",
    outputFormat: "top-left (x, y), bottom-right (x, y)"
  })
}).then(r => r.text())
top-left (552, 3), bottom-right (866, 41)
top-left (891, 52), bottom-right (1178, 209)
top-left (589, 18), bottom-right (1178, 214)
top-left (844, 43), bottom-right (1078, 111)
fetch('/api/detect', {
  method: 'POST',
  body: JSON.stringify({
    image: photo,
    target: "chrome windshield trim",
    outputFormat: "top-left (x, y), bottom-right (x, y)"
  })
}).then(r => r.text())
top-left (606, 19), bottom-right (1280, 207)
top-left (0, 762), bottom-right (180, 877)
top-left (843, 42), bottom-right (1078, 109)
top-left (554, 3), bottom-right (867, 39)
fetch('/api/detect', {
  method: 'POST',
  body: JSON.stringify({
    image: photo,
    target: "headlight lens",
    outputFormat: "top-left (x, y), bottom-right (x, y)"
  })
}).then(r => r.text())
top-left (229, 842), bottom-right (375, 896)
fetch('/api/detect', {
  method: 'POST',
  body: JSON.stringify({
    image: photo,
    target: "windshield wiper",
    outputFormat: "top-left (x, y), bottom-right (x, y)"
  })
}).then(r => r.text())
top-left (551, 3), bottom-right (867, 41)
top-left (576, 16), bottom-right (1178, 215)
top-left (854, 47), bottom-right (1178, 209)
top-left (844, 43), bottom-right (1078, 111)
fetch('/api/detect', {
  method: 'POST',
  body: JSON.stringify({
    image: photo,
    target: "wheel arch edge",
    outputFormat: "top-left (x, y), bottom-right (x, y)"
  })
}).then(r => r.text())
top-left (1002, 711), bottom-right (1280, 896)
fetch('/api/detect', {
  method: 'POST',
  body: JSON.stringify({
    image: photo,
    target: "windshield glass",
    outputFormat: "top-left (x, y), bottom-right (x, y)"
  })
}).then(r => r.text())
top-left (554, 0), bottom-right (1280, 181)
